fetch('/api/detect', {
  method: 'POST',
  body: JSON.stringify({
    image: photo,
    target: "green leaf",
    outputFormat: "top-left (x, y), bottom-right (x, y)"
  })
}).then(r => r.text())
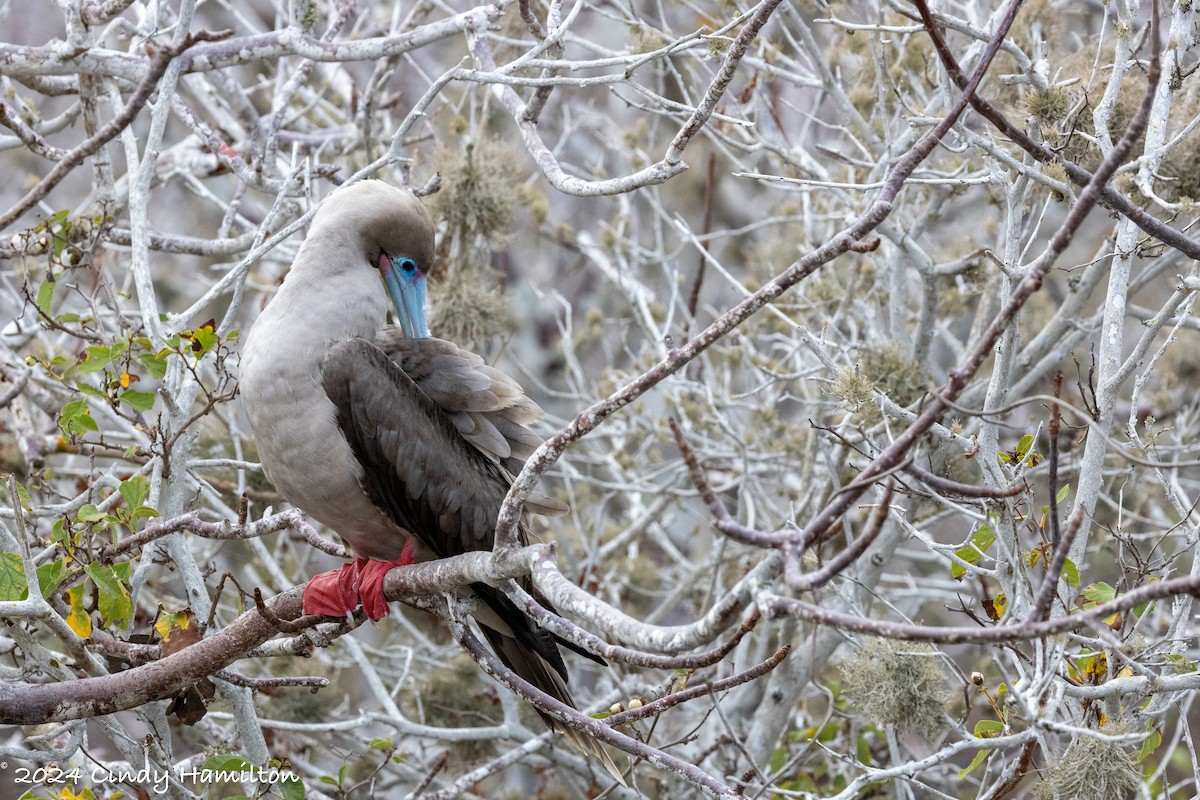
top-left (119, 389), bottom-right (156, 413)
top-left (36, 279), bottom-right (55, 317)
top-left (959, 748), bottom-right (990, 779)
top-left (1138, 726), bottom-right (1162, 761)
top-left (1133, 578), bottom-right (1158, 617)
top-left (0, 552), bottom-right (28, 601)
top-left (973, 719), bottom-right (1005, 737)
top-left (193, 325), bottom-right (218, 353)
top-left (55, 312), bottom-right (80, 323)
top-left (1165, 654), bottom-right (1197, 672)
top-left (1078, 582), bottom-right (1117, 607)
top-left (1015, 434), bottom-right (1035, 459)
top-left (952, 523), bottom-right (994, 579)
top-left (1061, 559), bottom-right (1079, 589)
top-left (76, 383), bottom-right (106, 398)
top-left (36, 559), bottom-right (67, 598)
top-left (50, 518), bottom-right (72, 548)
top-left (768, 746), bottom-right (786, 774)
top-left (77, 504), bottom-right (107, 523)
top-left (118, 475), bottom-right (151, 510)
top-left (1055, 483), bottom-right (1071, 503)
top-left (368, 737), bottom-right (394, 751)
top-left (137, 352), bottom-right (169, 379)
top-left (12, 480), bottom-right (31, 510)
top-left (1010, 433), bottom-right (1043, 465)
top-left (130, 505), bottom-right (159, 521)
top-left (202, 753), bottom-right (254, 773)
top-left (59, 399), bottom-right (98, 435)
top-left (278, 773), bottom-right (305, 800)
top-left (77, 345), bottom-right (112, 373)
top-left (84, 563), bottom-right (133, 627)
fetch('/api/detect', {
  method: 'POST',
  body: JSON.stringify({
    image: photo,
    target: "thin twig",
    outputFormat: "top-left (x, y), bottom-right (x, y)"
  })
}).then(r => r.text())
top-left (0, 30), bottom-right (233, 230)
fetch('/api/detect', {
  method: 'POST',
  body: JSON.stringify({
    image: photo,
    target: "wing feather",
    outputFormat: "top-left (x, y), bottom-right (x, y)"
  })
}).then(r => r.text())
top-left (322, 338), bottom-right (511, 555)
top-left (375, 331), bottom-right (562, 484)
top-left (323, 337), bottom-right (596, 669)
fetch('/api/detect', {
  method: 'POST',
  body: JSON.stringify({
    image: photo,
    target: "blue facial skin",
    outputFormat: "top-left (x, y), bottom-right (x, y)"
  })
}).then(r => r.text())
top-left (380, 255), bottom-right (429, 338)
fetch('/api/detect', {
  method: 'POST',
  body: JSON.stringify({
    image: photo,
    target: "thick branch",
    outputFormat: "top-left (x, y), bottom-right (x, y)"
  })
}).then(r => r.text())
top-left (762, 569), bottom-right (1200, 643)
top-left (0, 545), bottom-right (552, 725)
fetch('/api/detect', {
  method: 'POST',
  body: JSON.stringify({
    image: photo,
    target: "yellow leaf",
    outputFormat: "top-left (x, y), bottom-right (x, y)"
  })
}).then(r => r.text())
top-left (64, 584), bottom-right (92, 638)
top-left (155, 608), bottom-right (196, 648)
top-left (985, 593), bottom-right (1007, 621)
top-left (1077, 651), bottom-right (1108, 682)
top-left (119, 370), bottom-right (131, 388)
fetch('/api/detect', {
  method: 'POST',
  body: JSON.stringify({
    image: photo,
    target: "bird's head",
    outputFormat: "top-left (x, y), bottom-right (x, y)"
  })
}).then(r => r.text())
top-left (303, 180), bottom-right (435, 338)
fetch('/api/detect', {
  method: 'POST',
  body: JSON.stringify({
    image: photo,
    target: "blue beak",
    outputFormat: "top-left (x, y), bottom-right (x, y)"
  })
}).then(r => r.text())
top-left (380, 255), bottom-right (429, 338)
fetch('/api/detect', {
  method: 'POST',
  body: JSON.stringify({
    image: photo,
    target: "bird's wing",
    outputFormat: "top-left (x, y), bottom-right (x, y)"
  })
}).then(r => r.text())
top-left (375, 330), bottom-right (569, 517)
top-left (322, 337), bottom-right (520, 557)
top-left (322, 337), bottom-right (581, 677)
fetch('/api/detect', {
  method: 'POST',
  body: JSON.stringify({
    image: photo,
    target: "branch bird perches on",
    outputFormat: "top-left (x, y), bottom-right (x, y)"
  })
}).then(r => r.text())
top-left (239, 180), bottom-right (622, 781)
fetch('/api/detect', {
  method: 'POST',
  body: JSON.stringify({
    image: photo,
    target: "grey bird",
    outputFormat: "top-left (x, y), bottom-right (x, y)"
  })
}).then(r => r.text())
top-left (239, 180), bottom-right (621, 780)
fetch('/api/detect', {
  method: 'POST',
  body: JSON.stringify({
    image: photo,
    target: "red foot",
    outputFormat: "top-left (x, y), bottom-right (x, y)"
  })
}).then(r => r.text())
top-left (303, 543), bottom-right (416, 621)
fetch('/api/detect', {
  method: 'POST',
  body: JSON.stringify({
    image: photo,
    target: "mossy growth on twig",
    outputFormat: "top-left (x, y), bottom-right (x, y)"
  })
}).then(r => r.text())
top-left (265, 658), bottom-right (342, 723)
top-left (1004, 0), bottom-right (1063, 62)
top-left (1023, 84), bottom-right (1071, 124)
top-left (429, 138), bottom-right (520, 247)
top-left (1051, 67), bottom-right (1200, 202)
top-left (427, 270), bottom-right (515, 345)
top-left (407, 653), bottom-right (499, 762)
top-left (831, 366), bottom-right (876, 415)
top-left (631, 27), bottom-right (667, 54)
top-left (859, 344), bottom-right (927, 408)
top-left (427, 137), bottom-right (523, 345)
top-left (1033, 725), bottom-right (1142, 800)
top-left (839, 639), bottom-right (953, 736)
top-left (832, 344), bottom-right (928, 425)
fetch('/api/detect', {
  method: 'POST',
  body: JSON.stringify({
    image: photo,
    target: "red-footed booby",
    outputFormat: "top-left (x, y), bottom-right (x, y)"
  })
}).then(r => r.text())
top-left (240, 180), bottom-right (620, 779)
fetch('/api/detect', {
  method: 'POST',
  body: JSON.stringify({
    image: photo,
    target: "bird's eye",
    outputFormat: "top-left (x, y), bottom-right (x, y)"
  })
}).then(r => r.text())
top-left (397, 258), bottom-right (417, 273)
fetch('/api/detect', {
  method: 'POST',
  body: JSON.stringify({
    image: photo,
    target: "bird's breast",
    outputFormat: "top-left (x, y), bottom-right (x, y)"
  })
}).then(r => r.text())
top-left (240, 297), bottom-right (408, 561)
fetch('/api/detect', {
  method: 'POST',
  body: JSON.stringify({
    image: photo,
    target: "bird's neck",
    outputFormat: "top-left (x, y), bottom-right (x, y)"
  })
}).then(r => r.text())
top-left (245, 254), bottom-right (390, 376)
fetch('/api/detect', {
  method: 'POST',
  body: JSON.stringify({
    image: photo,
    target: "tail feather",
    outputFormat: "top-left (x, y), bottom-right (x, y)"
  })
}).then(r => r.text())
top-left (481, 627), bottom-right (626, 786)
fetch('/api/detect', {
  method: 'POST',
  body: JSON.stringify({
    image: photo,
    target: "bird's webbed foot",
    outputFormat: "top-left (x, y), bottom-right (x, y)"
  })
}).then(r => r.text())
top-left (303, 548), bottom-right (414, 621)
top-left (302, 558), bottom-right (366, 618)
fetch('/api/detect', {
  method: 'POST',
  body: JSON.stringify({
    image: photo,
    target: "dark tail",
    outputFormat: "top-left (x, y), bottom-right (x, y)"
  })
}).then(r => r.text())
top-left (478, 623), bottom-right (625, 785)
